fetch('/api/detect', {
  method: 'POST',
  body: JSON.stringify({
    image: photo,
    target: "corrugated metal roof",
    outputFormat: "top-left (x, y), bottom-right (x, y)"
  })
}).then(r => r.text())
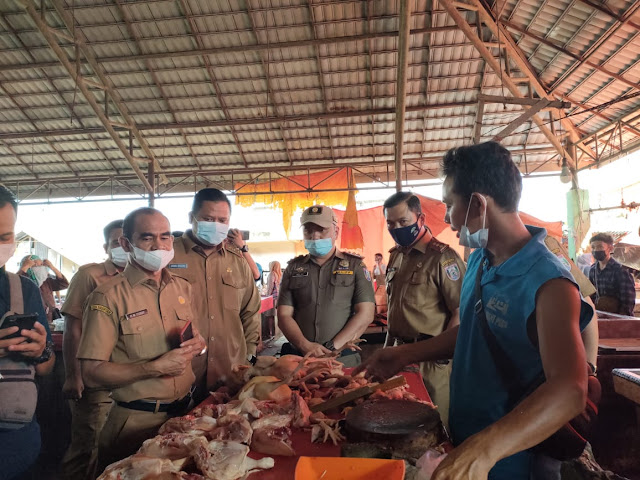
top-left (0, 0), bottom-right (639, 200)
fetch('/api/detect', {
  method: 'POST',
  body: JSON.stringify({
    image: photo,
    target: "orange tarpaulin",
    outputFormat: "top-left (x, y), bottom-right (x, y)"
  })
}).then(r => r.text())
top-left (334, 194), bottom-right (563, 268)
top-left (234, 169), bottom-right (350, 237)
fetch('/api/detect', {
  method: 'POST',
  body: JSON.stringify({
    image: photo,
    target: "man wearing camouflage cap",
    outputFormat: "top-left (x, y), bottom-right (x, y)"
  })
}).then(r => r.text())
top-left (277, 205), bottom-right (375, 366)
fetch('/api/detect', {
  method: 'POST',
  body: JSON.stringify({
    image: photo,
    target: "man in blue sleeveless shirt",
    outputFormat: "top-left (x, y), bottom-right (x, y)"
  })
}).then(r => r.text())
top-left (356, 142), bottom-right (593, 479)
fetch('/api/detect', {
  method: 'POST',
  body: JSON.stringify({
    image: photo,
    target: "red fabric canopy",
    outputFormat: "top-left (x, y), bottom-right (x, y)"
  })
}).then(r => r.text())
top-left (334, 194), bottom-right (563, 268)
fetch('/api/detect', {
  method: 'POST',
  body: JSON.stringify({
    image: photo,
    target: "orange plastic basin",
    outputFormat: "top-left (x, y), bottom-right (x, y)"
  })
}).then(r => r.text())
top-left (294, 456), bottom-right (405, 480)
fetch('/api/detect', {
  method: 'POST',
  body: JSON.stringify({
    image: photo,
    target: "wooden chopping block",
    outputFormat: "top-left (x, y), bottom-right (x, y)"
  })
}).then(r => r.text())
top-left (310, 375), bottom-right (407, 413)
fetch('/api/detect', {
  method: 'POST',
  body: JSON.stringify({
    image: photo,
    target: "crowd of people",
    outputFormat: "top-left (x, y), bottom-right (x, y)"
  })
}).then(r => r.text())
top-left (0, 141), bottom-right (637, 480)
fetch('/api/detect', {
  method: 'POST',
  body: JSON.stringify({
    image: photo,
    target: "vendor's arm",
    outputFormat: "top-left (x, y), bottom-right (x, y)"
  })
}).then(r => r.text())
top-left (227, 229), bottom-right (261, 281)
top-left (432, 278), bottom-right (587, 480)
top-left (43, 259), bottom-right (69, 289)
top-left (355, 325), bottom-right (459, 380)
top-left (581, 296), bottom-right (598, 366)
top-left (618, 267), bottom-right (636, 316)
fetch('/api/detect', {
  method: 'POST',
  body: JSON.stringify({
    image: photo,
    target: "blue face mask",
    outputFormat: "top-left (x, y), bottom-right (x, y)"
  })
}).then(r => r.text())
top-left (195, 220), bottom-right (228, 246)
top-left (304, 238), bottom-right (333, 257)
top-left (390, 222), bottom-right (421, 247)
top-left (458, 193), bottom-right (489, 249)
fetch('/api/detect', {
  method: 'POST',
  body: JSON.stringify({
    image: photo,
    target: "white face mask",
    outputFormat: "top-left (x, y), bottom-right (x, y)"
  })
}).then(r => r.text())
top-left (0, 242), bottom-right (16, 269)
top-left (458, 193), bottom-right (489, 249)
top-left (130, 246), bottom-right (174, 272)
top-left (31, 265), bottom-right (50, 287)
top-left (195, 220), bottom-right (229, 246)
top-left (109, 246), bottom-right (128, 268)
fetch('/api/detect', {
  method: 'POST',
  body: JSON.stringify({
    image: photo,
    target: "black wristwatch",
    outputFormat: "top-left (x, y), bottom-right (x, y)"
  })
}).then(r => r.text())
top-left (247, 355), bottom-right (257, 365)
top-left (32, 340), bottom-right (54, 364)
top-left (240, 245), bottom-right (249, 253)
top-left (323, 340), bottom-right (336, 352)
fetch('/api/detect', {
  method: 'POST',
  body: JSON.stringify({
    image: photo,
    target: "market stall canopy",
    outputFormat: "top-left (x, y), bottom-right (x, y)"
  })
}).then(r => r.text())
top-left (1, 1), bottom-right (640, 202)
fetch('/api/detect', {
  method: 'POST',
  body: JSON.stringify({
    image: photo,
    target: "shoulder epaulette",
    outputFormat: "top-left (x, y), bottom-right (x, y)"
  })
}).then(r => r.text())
top-left (77, 262), bottom-right (101, 272)
top-left (389, 245), bottom-right (399, 253)
top-left (428, 238), bottom-right (450, 253)
top-left (225, 244), bottom-right (243, 258)
top-left (92, 274), bottom-right (126, 295)
top-left (342, 251), bottom-right (363, 259)
top-left (287, 255), bottom-right (307, 264)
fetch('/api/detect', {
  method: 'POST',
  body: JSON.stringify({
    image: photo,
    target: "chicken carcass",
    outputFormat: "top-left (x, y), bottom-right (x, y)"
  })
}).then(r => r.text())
top-left (189, 438), bottom-right (274, 480)
top-left (97, 454), bottom-right (191, 480)
top-left (250, 414), bottom-right (295, 456)
top-left (138, 433), bottom-right (198, 460)
top-left (159, 415), bottom-right (217, 436)
top-left (291, 392), bottom-right (311, 428)
top-left (208, 414), bottom-right (253, 444)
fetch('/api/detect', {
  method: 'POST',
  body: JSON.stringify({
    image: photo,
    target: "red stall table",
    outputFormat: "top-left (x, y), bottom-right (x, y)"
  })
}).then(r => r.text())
top-left (194, 369), bottom-right (431, 479)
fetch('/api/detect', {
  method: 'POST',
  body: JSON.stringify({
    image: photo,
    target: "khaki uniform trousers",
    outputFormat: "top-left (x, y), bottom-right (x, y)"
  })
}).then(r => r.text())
top-left (96, 404), bottom-right (169, 475)
top-left (60, 389), bottom-right (113, 480)
top-left (420, 360), bottom-right (452, 431)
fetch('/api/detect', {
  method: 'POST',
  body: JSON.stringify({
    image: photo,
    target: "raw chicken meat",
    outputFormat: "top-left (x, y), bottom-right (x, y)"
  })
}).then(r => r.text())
top-left (138, 433), bottom-right (198, 460)
top-left (250, 414), bottom-right (295, 456)
top-left (159, 415), bottom-right (217, 436)
top-left (208, 414), bottom-right (253, 444)
top-left (97, 454), bottom-right (191, 479)
top-left (189, 438), bottom-right (274, 480)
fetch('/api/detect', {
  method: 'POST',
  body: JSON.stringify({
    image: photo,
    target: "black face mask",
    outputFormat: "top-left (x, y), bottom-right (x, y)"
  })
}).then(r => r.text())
top-left (593, 250), bottom-right (607, 262)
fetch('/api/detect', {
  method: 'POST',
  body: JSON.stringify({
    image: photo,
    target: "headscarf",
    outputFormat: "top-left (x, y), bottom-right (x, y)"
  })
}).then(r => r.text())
top-left (20, 254), bottom-right (42, 284)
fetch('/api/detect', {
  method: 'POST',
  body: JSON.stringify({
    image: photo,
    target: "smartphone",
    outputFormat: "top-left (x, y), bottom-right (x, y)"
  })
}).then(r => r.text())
top-left (179, 321), bottom-right (194, 344)
top-left (1, 313), bottom-right (38, 340)
top-left (229, 229), bottom-right (250, 240)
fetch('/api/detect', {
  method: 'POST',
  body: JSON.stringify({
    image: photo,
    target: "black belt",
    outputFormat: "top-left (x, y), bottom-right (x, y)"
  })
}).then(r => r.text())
top-left (281, 342), bottom-right (358, 358)
top-left (116, 387), bottom-right (194, 415)
top-left (394, 333), bottom-right (433, 344)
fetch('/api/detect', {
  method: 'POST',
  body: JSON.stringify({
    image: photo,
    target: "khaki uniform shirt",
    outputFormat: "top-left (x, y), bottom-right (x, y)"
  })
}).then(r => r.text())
top-left (77, 263), bottom-right (195, 403)
top-left (168, 233), bottom-right (261, 389)
top-left (543, 236), bottom-right (596, 298)
top-left (278, 249), bottom-right (375, 344)
top-left (386, 234), bottom-right (466, 339)
top-left (61, 259), bottom-right (120, 319)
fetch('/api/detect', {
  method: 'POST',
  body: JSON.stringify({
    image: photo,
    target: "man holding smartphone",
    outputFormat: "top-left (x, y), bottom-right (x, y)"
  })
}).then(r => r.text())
top-left (168, 188), bottom-right (261, 396)
top-left (77, 207), bottom-right (206, 470)
top-left (59, 219), bottom-right (126, 480)
top-left (0, 184), bottom-right (55, 479)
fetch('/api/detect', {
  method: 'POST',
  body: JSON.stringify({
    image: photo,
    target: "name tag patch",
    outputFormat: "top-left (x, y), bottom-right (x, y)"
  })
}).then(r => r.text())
top-left (90, 304), bottom-right (113, 316)
top-left (333, 270), bottom-right (354, 275)
top-left (169, 263), bottom-right (188, 269)
top-left (292, 271), bottom-right (309, 277)
top-left (125, 309), bottom-right (148, 320)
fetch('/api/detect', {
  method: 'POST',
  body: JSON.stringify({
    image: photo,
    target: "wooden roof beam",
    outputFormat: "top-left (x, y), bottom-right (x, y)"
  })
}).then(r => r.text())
top-left (441, 0), bottom-right (574, 164)
top-left (20, 0), bottom-right (153, 192)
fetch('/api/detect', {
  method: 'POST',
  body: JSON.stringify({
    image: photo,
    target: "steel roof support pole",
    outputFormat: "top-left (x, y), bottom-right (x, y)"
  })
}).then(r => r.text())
top-left (395, 0), bottom-right (412, 192)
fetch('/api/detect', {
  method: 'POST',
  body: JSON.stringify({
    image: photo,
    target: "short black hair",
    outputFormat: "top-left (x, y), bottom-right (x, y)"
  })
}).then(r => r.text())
top-left (0, 184), bottom-right (18, 212)
top-left (383, 191), bottom-right (422, 215)
top-left (103, 220), bottom-right (124, 244)
top-left (590, 232), bottom-right (614, 245)
top-left (123, 207), bottom-right (163, 240)
top-left (192, 188), bottom-right (231, 214)
top-left (441, 141), bottom-right (522, 212)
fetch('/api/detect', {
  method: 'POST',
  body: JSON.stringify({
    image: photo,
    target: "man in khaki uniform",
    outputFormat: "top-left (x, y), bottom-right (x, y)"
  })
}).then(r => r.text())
top-left (78, 207), bottom-right (205, 470)
top-left (60, 219), bottom-right (127, 480)
top-left (168, 188), bottom-right (261, 394)
top-left (383, 192), bottom-right (466, 427)
top-left (277, 205), bottom-right (375, 367)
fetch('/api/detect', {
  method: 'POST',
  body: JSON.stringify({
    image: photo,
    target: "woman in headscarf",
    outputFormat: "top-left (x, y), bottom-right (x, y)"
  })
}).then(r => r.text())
top-left (19, 255), bottom-right (69, 324)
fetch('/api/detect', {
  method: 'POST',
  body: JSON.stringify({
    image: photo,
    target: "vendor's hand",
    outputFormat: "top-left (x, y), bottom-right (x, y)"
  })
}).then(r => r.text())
top-left (301, 341), bottom-right (331, 358)
top-left (180, 324), bottom-right (206, 357)
top-left (226, 228), bottom-right (245, 249)
top-left (431, 434), bottom-right (495, 480)
top-left (63, 374), bottom-right (84, 400)
top-left (151, 347), bottom-right (194, 377)
top-left (352, 345), bottom-right (408, 381)
top-left (7, 321), bottom-right (47, 358)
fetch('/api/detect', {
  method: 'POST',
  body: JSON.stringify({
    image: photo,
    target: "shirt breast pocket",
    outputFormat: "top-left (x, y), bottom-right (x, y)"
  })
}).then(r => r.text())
top-left (289, 275), bottom-right (312, 305)
top-left (386, 269), bottom-right (396, 295)
top-left (120, 316), bottom-right (152, 360)
top-left (222, 271), bottom-right (244, 312)
top-left (331, 273), bottom-right (355, 288)
top-left (406, 271), bottom-right (428, 306)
